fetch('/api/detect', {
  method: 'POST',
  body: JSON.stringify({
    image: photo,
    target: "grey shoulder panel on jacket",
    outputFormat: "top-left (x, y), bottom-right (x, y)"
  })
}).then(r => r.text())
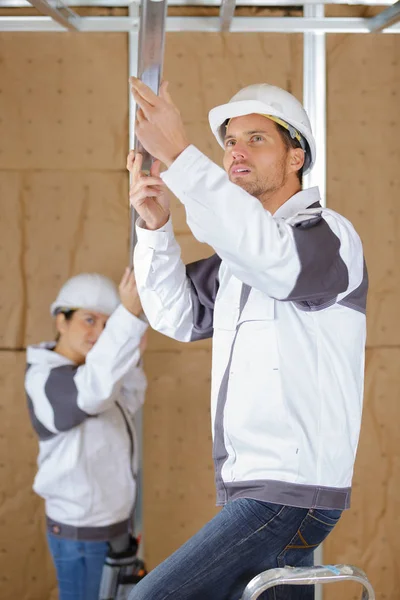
top-left (186, 253), bottom-right (222, 341)
top-left (284, 211), bottom-right (350, 308)
top-left (26, 363), bottom-right (57, 441)
top-left (44, 365), bottom-right (92, 432)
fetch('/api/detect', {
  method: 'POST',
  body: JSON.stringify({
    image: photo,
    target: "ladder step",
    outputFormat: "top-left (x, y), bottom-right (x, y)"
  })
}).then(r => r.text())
top-left (241, 564), bottom-right (375, 600)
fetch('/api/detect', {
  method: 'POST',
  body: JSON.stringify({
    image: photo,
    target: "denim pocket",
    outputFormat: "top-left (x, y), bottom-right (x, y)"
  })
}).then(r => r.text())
top-left (47, 532), bottom-right (62, 560)
top-left (308, 508), bottom-right (342, 529)
top-left (277, 508), bottom-right (342, 568)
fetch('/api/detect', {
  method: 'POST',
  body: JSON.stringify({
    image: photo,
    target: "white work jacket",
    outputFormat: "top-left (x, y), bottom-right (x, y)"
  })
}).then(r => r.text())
top-left (134, 145), bottom-right (367, 510)
top-left (25, 305), bottom-right (148, 539)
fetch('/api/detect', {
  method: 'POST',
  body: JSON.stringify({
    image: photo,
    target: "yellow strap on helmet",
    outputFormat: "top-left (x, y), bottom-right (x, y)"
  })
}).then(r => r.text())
top-left (262, 114), bottom-right (305, 149)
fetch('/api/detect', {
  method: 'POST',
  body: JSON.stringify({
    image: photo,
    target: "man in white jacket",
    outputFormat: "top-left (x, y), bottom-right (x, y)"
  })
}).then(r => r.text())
top-left (128, 79), bottom-right (367, 600)
top-left (26, 269), bottom-right (147, 600)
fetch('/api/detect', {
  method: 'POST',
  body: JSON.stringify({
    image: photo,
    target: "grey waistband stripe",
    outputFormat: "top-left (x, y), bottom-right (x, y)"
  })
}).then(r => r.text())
top-left (46, 517), bottom-right (130, 542)
top-left (217, 480), bottom-right (351, 510)
top-left (213, 283), bottom-right (252, 504)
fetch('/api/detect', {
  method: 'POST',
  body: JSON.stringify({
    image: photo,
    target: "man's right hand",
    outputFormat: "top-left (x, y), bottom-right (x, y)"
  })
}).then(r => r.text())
top-left (127, 151), bottom-right (170, 231)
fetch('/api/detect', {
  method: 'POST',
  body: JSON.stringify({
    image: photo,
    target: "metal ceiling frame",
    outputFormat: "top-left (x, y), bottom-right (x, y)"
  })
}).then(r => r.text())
top-left (0, 0), bottom-right (397, 6)
top-left (1, 0), bottom-right (400, 32)
top-left (21, 0), bottom-right (80, 29)
top-left (1, 14), bottom-right (400, 32)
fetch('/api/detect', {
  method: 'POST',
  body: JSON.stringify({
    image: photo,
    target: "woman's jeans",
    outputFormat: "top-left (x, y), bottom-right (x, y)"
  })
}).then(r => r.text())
top-left (47, 532), bottom-right (108, 600)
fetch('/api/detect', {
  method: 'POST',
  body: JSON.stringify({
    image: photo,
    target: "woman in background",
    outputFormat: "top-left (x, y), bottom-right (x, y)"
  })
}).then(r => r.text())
top-left (25, 269), bottom-right (147, 600)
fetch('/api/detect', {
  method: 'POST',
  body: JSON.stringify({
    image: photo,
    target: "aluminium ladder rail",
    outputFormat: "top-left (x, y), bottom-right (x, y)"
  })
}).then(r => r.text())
top-left (241, 564), bottom-right (375, 600)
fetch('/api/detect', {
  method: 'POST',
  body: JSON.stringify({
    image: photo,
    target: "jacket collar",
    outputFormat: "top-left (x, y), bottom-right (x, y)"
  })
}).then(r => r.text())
top-left (26, 342), bottom-right (76, 367)
top-left (273, 187), bottom-right (321, 220)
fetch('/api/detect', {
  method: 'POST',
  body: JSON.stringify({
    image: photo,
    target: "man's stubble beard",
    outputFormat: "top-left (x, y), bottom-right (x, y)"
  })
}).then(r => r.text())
top-left (232, 160), bottom-right (288, 202)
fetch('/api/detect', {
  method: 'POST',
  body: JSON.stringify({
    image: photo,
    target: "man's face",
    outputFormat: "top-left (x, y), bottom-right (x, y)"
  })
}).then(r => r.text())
top-left (222, 113), bottom-right (292, 199)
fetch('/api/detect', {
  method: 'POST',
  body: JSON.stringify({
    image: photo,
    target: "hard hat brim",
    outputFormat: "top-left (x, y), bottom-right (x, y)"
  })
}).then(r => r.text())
top-left (50, 302), bottom-right (118, 317)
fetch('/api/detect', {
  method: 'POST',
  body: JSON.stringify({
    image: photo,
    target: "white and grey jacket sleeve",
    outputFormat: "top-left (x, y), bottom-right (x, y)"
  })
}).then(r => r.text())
top-left (134, 218), bottom-right (221, 342)
top-left (25, 305), bottom-right (148, 439)
top-left (159, 145), bottom-right (365, 306)
top-left (119, 361), bottom-right (148, 416)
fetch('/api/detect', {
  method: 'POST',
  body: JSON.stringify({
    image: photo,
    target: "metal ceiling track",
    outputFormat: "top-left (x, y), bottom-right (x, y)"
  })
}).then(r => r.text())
top-left (1, 15), bottom-right (400, 32)
top-left (129, 0), bottom-right (167, 263)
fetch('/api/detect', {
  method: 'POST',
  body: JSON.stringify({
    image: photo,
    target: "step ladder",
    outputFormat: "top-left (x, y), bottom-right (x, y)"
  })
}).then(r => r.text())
top-left (98, 535), bottom-right (146, 600)
top-left (241, 564), bottom-right (375, 600)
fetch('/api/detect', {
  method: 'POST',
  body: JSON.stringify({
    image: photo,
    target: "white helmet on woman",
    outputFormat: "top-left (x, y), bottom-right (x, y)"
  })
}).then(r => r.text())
top-left (50, 273), bottom-right (120, 317)
top-left (208, 83), bottom-right (316, 174)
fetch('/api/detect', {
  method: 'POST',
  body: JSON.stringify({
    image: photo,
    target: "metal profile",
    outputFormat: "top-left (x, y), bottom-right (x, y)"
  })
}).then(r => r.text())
top-left (219, 0), bottom-right (236, 31)
top-left (26, 0), bottom-right (79, 30)
top-left (128, 0), bottom-right (167, 265)
top-left (0, 0), bottom-right (397, 6)
top-left (303, 3), bottom-right (326, 203)
top-left (303, 6), bottom-right (326, 588)
top-left (368, 0), bottom-right (400, 31)
top-left (2, 15), bottom-right (400, 32)
top-left (126, 1), bottom-right (167, 560)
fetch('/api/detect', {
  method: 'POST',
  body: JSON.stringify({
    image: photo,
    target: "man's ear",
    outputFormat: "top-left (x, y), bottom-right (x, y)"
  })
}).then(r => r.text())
top-left (289, 147), bottom-right (305, 175)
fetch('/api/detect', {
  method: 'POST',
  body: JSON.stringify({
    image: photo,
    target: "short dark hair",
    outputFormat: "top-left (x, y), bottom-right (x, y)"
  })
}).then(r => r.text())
top-left (274, 122), bottom-right (304, 184)
top-left (55, 309), bottom-right (76, 342)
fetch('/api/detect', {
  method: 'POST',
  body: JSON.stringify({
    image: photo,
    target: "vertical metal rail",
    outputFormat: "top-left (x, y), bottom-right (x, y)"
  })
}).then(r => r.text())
top-left (303, 3), bottom-right (326, 204)
top-left (129, 1), bottom-right (140, 271)
top-left (219, 0), bottom-right (236, 31)
top-left (129, 0), bottom-right (168, 266)
top-left (302, 6), bottom-right (326, 597)
top-left (128, 0), bottom-right (167, 561)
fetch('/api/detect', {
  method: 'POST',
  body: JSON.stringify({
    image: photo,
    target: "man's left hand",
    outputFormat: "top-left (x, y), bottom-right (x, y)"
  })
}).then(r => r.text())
top-left (130, 77), bottom-right (189, 167)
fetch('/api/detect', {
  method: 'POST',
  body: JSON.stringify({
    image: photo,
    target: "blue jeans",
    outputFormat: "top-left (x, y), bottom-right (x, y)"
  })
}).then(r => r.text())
top-left (47, 532), bottom-right (108, 600)
top-left (129, 498), bottom-right (342, 600)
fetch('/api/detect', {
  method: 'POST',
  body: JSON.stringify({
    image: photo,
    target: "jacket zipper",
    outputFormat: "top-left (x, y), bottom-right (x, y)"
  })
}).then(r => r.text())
top-left (116, 402), bottom-right (136, 481)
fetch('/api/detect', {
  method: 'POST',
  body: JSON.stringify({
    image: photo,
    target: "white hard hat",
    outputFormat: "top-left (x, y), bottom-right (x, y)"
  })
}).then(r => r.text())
top-left (208, 83), bottom-right (316, 174)
top-left (50, 273), bottom-right (120, 317)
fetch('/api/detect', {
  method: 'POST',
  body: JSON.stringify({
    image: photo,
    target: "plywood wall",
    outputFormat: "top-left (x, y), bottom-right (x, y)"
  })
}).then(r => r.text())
top-left (324, 32), bottom-right (400, 600)
top-left (0, 25), bottom-right (399, 600)
top-left (0, 352), bottom-right (57, 600)
top-left (0, 32), bottom-right (131, 600)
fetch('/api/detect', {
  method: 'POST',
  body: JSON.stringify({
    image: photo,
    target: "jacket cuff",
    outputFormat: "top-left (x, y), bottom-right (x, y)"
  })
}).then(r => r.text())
top-left (135, 216), bottom-right (174, 251)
